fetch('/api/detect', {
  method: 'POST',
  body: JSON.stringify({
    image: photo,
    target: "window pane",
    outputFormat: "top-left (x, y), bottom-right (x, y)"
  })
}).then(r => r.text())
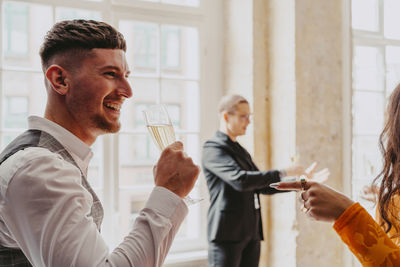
top-left (161, 25), bottom-right (199, 79)
top-left (353, 91), bottom-right (384, 135)
top-left (117, 133), bottom-right (157, 243)
top-left (161, 80), bottom-right (199, 131)
top-left (351, 0), bottom-right (379, 31)
top-left (139, 0), bottom-right (200, 6)
top-left (352, 178), bottom-right (376, 215)
top-left (169, 134), bottom-right (201, 243)
top-left (55, 7), bottom-right (102, 21)
top-left (386, 46), bottom-right (400, 96)
top-left (120, 78), bottom-right (158, 131)
top-left (352, 136), bottom-right (381, 215)
top-left (173, 201), bottom-right (201, 241)
top-left (4, 96), bottom-right (28, 129)
top-left (176, 133), bottom-right (199, 163)
top-left (2, 1), bottom-right (52, 69)
top-left (384, 0), bottom-right (400, 40)
top-left (1, 71), bottom-right (47, 129)
top-left (162, 0), bottom-right (199, 7)
top-left (119, 133), bottom-right (158, 171)
top-left (353, 46), bottom-right (384, 91)
top-left (119, 21), bottom-right (158, 75)
top-left (1, 133), bottom-right (19, 150)
top-left (352, 136), bottom-right (382, 182)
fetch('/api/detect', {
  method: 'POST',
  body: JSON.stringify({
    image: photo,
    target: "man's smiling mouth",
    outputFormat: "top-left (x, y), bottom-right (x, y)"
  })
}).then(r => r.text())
top-left (104, 103), bottom-right (121, 111)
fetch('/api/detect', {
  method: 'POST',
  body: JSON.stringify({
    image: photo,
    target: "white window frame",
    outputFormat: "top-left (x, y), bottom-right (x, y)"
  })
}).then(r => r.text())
top-left (350, 0), bottom-right (400, 204)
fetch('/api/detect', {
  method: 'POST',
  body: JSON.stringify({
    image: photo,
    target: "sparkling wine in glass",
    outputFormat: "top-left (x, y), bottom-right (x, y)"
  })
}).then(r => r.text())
top-left (143, 104), bottom-right (202, 205)
top-left (146, 124), bottom-right (175, 151)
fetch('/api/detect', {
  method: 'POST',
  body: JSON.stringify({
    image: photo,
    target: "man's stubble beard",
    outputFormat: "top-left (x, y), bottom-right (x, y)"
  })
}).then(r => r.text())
top-left (68, 97), bottom-right (121, 135)
top-left (92, 113), bottom-right (121, 134)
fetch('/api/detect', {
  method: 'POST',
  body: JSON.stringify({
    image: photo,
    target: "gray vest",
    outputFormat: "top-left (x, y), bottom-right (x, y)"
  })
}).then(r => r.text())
top-left (0, 129), bottom-right (104, 266)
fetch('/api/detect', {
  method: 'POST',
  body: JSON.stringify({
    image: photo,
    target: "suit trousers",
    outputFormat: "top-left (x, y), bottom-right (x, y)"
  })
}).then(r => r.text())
top-left (208, 238), bottom-right (260, 267)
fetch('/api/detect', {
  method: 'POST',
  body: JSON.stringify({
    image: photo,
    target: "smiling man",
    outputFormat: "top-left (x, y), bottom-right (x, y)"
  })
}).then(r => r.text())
top-left (0, 20), bottom-right (199, 267)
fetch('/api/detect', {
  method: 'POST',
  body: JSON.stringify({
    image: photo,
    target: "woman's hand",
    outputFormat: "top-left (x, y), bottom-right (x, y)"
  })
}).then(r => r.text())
top-left (270, 180), bottom-right (354, 222)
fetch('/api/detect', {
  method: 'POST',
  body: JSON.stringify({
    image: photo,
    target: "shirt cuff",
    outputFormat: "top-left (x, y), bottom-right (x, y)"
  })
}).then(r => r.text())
top-left (333, 202), bottom-right (363, 232)
top-left (145, 186), bottom-right (188, 218)
top-left (267, 170), bottom-right (282, 184)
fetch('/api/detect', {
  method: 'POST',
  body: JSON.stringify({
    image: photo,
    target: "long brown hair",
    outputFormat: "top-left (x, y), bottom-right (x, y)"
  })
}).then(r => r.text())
top-left (375, 83), bottom-right (400, 233)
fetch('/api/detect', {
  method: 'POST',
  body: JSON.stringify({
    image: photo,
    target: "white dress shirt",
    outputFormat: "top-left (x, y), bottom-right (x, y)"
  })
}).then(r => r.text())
top-left (0, 116), bottom-right (188, 267)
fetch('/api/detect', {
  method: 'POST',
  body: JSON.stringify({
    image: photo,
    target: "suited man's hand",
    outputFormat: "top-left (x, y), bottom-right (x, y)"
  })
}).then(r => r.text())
top-left (284, 162), bottom-right (330, 184)
top-left (305, 162), bottom-right (330, 184)
top-left (153, 141), bottom-right (200, 198)
top-left (285, 164), bottom-right (306, 177)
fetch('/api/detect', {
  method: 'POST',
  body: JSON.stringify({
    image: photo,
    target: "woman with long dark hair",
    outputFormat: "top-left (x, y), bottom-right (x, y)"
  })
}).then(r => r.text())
top-left (272, 84), bottom-right (400, 265)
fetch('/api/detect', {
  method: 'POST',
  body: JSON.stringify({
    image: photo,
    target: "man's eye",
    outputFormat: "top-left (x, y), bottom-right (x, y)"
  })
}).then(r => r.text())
top-left (105, 72), bottom-right (116, 77)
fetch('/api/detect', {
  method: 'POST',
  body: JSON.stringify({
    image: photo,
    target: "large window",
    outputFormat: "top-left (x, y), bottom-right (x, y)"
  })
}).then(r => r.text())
top-left (117, 19), bottom-right (201, 251)
top-left (351, 0), bottom-right (400, 214)
top-left (0, 0), bottom-right (218, 264)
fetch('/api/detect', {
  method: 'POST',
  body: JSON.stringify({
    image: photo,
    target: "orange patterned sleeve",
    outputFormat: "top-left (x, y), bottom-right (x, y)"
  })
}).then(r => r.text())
top-left (333, 203), bottom-right (400, 266)
top-left (375, 196), bottom-right (400, 247)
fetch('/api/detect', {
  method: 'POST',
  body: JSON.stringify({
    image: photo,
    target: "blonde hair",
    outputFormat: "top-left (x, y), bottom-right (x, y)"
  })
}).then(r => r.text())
top-left (218, 94), bottom-right (248, 114)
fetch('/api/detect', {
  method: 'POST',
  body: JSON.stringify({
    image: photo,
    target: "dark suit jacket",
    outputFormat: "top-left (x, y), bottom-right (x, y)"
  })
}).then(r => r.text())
top-left (202, 131), bottom-right (285, 242)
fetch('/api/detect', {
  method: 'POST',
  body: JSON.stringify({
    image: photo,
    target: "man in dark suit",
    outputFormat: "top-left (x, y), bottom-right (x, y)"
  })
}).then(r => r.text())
top-left (202, 95), bottom-right (328, 267)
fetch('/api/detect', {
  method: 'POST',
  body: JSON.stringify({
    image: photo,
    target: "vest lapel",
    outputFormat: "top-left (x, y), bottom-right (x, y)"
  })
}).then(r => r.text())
top-left (38, 131), bottom-right (104, 231)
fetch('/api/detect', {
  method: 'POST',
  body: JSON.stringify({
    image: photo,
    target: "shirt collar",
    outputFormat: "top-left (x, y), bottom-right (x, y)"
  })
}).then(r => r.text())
top-left (216, 130), bottom-right (235, 143)
top-left (28, 116), bottom-right (93, 174)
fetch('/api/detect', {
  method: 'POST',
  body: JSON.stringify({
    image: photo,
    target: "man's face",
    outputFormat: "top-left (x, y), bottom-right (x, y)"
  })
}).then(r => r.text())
top-left (65, 48), bottom-right (132, 138)
top-left (226, 102), bottom-right (251, 137)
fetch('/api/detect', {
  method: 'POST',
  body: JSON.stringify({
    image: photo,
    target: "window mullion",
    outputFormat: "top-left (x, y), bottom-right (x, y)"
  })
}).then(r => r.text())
top-left (0, 0), bottom-right (4, 148)
top-left (158, 23), bottom-right (162, 104)
top-left (379, 0), bottom-right (384, 36)
top-left (101, 134), bottom-right (118, 247)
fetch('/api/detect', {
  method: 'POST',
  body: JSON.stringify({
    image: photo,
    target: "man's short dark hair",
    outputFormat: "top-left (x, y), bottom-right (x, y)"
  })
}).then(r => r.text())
top-left (39, 19), bottom-right (126, 70)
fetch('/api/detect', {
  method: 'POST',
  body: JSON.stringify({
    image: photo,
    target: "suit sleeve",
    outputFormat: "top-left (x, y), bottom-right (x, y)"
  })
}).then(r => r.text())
top-left (202, 142), bottom-right (282, 192)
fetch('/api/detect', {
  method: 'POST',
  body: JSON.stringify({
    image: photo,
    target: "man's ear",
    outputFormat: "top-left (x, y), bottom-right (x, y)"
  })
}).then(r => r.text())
top-left (223, 112), bottom-right (229, 122)
top-left (45, 65), bottom-right (70, 95)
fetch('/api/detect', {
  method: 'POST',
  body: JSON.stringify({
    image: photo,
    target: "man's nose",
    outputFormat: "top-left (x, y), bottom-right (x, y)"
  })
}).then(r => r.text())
top-left (118, 77), bottom-right (133, 98)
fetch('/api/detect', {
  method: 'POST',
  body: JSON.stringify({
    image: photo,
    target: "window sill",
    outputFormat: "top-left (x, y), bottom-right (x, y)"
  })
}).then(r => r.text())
top-left (164, 250), bottom-right (208, 267)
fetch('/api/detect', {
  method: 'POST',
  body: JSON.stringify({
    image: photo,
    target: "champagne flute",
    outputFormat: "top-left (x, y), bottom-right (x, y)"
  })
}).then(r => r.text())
top-left (143, 104), bottom-right (203, 205)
